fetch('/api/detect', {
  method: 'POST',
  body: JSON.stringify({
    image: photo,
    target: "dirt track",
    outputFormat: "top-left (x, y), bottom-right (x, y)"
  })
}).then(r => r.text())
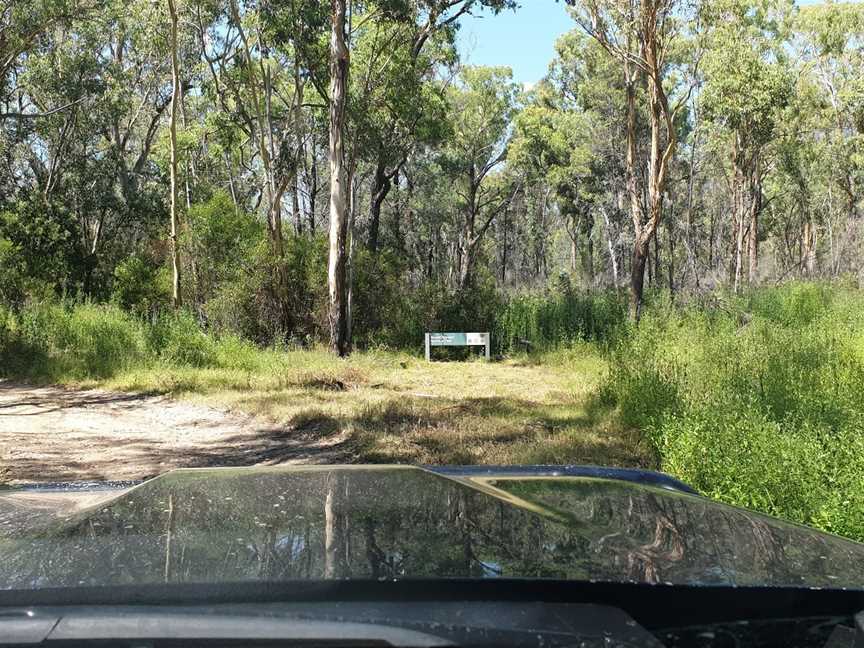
top-left (0, 381), bottom-right (350, 484)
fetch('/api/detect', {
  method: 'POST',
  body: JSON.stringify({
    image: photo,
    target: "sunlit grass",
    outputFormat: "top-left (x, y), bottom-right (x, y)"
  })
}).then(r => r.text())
top-left (77, 344), bottom-right (645, 468)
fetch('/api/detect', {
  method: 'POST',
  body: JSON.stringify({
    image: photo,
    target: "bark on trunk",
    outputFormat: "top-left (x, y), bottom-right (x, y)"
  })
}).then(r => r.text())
top-left (346, 173), bottom-right (358, 346)
top-left (167, 0), bottom-right (182, 308)
top-left (732, 133), bottom-right (745, 293)
top-left (628, 4), bottom-right (677, 320)
top-left (602, 207), bottom-right (620, 290)
top-left (582, 211), bottom-right (594, 287)
top-left (292, 54), bottom-right (304, 236)
top-left (747, 152), bottom-right (761, 285)
top-left (630, 236), bottom-right (649, 321)
top-left (623, 55), bottom-right (648, 319)
top-left (328, 0), bottom-right (350, 356)
top-left (308, 138), bottom-right (318, 234)
top-left (229, 0), bottom-right (285, 292)
top-left (367, 158), bottom-right (391, 254)
top-left (803, 220), bottom-right (817, 276)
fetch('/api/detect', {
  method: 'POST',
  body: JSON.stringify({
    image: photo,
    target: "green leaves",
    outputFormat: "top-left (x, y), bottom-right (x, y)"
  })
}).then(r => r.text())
top-left (700, 0), bottom-right (793, 145)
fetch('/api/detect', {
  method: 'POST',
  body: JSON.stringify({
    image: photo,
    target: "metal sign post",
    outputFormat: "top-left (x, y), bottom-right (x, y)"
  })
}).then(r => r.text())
top-left (425, 332), bottom-right (490, 362)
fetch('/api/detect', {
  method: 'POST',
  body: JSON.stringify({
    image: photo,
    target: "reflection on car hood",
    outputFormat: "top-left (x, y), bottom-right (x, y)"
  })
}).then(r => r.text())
top-left (1, 465), bottom-right (863, 591)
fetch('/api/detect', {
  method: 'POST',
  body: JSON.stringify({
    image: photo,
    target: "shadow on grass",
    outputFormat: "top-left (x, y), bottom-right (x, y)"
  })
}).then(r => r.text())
top-left (2, 378), bottom-right (650, 483)
top-left (349, 395), bottom-right (651, 469)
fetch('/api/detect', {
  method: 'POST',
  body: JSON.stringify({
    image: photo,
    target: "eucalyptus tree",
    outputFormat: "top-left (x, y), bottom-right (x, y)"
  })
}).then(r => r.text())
top-left (509, 87), bottom-right (597, 282)
top-left (328, 0), bottom-right (350, 355)
top-left (360, 0), bottom-right (515, 256)
top-left (325, 0), bottom-right (517, 354)
top-left (0, 0), bottom-right (95, 114)
top-left (701, 0), bottom-right (792, 290)
top-left (441, 65), bottom-right (520, 291)
top-left (1, 0), bottom-right (174, 296)
top-left (548, 29), bottom-right (633, 288)
top-left (780, 2), bottom-right (864, 279)
top-left (566, 0), bottom-right (698, 320)
top-left (167, 0), bottom-right (182, 307)
top-left (351, 16), bottom-right (452, 255)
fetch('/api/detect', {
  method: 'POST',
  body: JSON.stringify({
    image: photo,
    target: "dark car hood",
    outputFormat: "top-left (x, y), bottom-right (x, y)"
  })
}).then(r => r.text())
top-left (1, 465), bottom-right (863, 591)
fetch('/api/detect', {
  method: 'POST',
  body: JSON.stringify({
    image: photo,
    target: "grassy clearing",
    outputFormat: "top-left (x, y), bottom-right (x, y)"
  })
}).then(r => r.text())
top-left (8, 283), bottom-right (864, 543)
top-left (0, 302), bottom-right (645, 468)
top-left (96, 346), bottom-right (645, 467)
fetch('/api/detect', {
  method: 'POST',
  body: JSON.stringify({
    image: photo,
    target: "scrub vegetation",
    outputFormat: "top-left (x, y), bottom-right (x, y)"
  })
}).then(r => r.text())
top-left (3, 0), bottom-right (864, 541)
top-left (5, 282), bottom-right (864, 541)
top-left (602, 282), bottom-right (864, 542)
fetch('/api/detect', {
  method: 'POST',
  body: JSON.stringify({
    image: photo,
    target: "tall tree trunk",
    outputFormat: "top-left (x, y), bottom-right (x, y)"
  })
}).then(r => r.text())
top-left (308, 137), bottom-right (318, 234)
top-left (167, 0), bottom-right (182, 308)
top-left (803, 219), bottom-right (817, 276)
top-left (630, 237), bottom-right (649, 321)
top-left (602, 207), bottom-right (620, 290)
top-left (667, 217), bottom-right (675, 296)
top-left (346, 173), bottom-right (358, 345)
top-left (292, 53), bottom-right (304, 236)
top-left (623, 56), bottom-right (644, 319)
top-left (582, 211), bottom-right (594, 287)
top-left (685, 110), bottom-right (700, 289)
top-left (733, 215), bottom-right (744, 290)
top-left (367, 158), bottom-right (390, 254)
top-left (328, 0), bottom-right (350, 356)
top-left (500, 206), bottom-right (509, 283)
top-left (622, 1), bottom-right (678, 320)
top-left (747, 151), bottom-right (761, 285)
top-left (230, 0), bottom-right (285, 295)
top-left (732, 133), bottom-right (745, 293)
top-left (652, 221), bottom-right (661, 288)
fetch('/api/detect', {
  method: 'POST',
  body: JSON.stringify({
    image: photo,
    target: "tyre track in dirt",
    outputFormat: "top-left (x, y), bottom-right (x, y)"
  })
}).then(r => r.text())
top-left (0, 381), bottom-right (350, 484)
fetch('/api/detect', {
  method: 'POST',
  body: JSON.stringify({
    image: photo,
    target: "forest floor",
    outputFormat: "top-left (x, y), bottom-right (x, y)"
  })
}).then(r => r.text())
top-left (0, 352), bottom-right (651, 484)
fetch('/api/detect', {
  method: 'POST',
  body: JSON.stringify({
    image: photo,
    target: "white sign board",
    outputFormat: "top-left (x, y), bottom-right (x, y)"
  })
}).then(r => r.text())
top-left (425, 332), bottom-right (490, 362)
top-left (465, 333), bottom-right (489, 346)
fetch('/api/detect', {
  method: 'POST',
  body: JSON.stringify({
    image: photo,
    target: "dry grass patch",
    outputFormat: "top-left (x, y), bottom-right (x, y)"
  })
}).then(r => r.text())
top-left (86, 347), bottom-right (651, 468)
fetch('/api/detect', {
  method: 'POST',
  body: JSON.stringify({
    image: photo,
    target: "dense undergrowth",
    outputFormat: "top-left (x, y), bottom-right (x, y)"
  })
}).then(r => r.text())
top-left (3, 281), bottom-right (864, 541)
top-left (602, 281), bottom-right (864, 541)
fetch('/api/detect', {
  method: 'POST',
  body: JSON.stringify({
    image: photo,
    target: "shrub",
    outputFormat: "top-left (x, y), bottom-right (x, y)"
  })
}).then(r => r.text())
top-left (603, 281), bottom-right (864, 540)
top-left (147, 310), bottom-right (217, 367)
top-left (111, 255), bottom-right (171, 316)
top-left (2, 301), bottom-right (148, 380)
top-left (496, 286), bottom-right (626, 354)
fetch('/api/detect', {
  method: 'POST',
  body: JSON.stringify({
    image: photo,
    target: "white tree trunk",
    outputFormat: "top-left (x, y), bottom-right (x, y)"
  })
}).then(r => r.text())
top-left (328, 0), bottom-right (350, 355)
top-left (167, 0), bottom-right (182, 307)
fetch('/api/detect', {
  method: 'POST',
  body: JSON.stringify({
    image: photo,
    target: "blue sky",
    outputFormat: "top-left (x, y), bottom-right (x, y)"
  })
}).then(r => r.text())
top-left (458, 0), bottom-right (859, 86)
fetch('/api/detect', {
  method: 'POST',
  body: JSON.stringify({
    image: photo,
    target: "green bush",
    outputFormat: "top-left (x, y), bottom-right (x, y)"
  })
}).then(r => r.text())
top-left (604, 281), bottom-right (864, 541)
top-left (147, 310), bottom-right (217, 368)
top-left (111, 255), bottom-right (171, 316)
top-left (2, 301), bottom-right (148, 380)
top-left (0, 300), bottom-right (277, 378)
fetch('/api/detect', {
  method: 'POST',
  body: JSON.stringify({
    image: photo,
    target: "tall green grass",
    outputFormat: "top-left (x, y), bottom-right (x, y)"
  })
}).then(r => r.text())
top-left (603, 282), bottom-right (864, 541)
top-left (0, 301), bottom-right (268, 382)
top-left (0, 300), bottom-right (406, 388)
top-left (495, 290), bottom-right (626, 352)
